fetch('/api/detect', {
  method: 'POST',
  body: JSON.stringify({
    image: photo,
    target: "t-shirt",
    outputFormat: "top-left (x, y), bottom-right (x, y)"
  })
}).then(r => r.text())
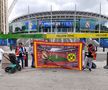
top-left (29, 46), bottom-right (33, 54)
top-left (19, 47), bottom-right (25, 57)
top-left (0, 48), bottom-right (4, 60)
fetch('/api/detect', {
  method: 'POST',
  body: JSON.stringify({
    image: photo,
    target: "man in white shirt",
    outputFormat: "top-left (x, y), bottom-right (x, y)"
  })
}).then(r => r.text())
top-left (0, 47), bottom-right (4, 63)
top-left (0, 46), bottom-right (4, 76)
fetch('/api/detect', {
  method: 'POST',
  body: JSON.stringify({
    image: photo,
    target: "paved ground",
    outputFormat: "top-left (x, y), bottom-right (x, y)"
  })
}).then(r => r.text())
top-left (0, 60), bottom-right (108, 90)
top-left (0, 47), bottom-right (108, 90)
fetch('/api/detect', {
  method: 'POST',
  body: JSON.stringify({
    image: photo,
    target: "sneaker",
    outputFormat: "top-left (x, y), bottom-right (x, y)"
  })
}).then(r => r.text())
top-left (31, 66), bottom-right (35, 68)
top-left (89, 68), bottom-right (92, 71)
top-left (82, 67), bottom-right (85, 70)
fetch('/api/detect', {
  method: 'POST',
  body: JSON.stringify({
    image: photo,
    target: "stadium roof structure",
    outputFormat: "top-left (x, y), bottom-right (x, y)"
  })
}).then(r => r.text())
top-left (12, 10), bottom-right (108, 23)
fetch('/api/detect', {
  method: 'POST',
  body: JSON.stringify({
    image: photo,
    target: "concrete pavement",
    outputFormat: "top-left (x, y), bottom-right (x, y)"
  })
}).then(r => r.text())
top-left (0, 61), bottom-right (108, 90)
top-left (0, 46), bottom-right (108, 90)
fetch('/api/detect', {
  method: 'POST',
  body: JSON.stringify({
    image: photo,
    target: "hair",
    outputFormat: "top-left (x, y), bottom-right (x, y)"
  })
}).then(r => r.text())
top-left (19, 43), bottom-right (23, 46)
top-left (31, 42), bottom-right (33, 46)
top-left (88, 44), bottom-right (93, 47)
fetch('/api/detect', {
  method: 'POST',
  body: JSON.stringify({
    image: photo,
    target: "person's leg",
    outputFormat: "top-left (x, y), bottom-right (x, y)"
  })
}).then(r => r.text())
top-left (84, 56), bottom-right (88, 68)
top-left (21, 56), bottom-right (24, 68)
top-left (31, 55), bottom-right (35, 67)
top-left (17, 56), bottom-right (20, 63)
top-left (88, 57), bottom-right (93, 71)
top-left (0, 60), bottom-right (2, 75)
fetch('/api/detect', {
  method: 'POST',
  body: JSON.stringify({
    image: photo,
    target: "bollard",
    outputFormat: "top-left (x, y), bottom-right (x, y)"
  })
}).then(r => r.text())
top-left (103, 47), bottom-right (105, 52)
top-left (104, 52), bottom-right (108, 69)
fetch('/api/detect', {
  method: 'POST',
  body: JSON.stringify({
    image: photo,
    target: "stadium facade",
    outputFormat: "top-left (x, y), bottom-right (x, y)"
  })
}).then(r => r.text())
top-left (9, 11), bottom-right (108, 33)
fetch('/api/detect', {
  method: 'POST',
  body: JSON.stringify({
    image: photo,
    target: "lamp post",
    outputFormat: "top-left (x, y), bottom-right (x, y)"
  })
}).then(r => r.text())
top-left (28, 5), bottom-right (31, 46)
top-left (98, 2), bottom-right (101, 46)
top-left (73, 4), bottom-right (76, 33)
top-left (50, 5), bottom-right (53, 42)
top-left (73, 4), bottom-right (77, 42)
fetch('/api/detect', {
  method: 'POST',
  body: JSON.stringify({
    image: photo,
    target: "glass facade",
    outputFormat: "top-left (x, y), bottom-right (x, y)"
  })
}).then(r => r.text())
top-left (9, 18), bottom-right (108, 33)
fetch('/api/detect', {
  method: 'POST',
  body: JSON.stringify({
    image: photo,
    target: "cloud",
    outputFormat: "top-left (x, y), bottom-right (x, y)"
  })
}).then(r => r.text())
top-left (8, 0), bottom-right (108, 21)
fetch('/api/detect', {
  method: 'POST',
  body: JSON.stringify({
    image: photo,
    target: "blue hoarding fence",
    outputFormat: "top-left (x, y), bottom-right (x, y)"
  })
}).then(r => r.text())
top-left (0, 39), bottom-right (17, 46)
top-left (100, 38), bottom-right (108, 48)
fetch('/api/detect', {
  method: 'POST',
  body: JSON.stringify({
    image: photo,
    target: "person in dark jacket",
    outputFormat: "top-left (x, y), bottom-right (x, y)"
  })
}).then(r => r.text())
top-left (17, 43), bottom-right (25, 68)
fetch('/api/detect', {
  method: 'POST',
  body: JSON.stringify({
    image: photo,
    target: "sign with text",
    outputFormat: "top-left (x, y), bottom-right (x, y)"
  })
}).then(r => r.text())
top-left (46, 33), bottom-right (108, 39)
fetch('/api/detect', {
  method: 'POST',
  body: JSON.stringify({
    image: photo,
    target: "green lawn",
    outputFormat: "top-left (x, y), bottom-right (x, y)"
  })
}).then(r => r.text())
top-left (48, 55), bottom-right (67, 62)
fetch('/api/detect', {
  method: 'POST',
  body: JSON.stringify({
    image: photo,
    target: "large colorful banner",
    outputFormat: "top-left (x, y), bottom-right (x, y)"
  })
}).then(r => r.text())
top-left (33, 41), bottom-right (83, 70)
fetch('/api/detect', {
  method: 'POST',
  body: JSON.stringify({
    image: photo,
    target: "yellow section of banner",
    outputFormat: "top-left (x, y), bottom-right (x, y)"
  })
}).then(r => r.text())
top-left (46, 33), bottom-right (108, 38)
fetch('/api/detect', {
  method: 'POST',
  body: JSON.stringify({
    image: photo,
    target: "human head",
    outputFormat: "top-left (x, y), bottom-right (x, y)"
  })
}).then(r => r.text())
top-left (30, 42), bottom-right (33, 46)
top-left (19, 43), bottom-right (23, 47)
top-left (88, 44), bottom-right (93, 48)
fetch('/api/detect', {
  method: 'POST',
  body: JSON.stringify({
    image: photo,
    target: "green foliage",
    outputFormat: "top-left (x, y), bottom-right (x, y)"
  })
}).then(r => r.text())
top-left (0, 34), bottom-right (44, 39)
top-left (22, 26), bottom-right (26, 31)
top-left (15, 27), bottom-right (21, 32)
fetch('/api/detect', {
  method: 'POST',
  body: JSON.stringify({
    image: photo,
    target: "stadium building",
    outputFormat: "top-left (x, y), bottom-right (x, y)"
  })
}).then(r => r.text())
top-left (9, 11), bottom-right (108, 33)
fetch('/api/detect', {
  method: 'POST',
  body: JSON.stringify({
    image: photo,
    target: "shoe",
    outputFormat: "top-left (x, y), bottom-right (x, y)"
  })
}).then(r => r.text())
top-left (82, 67), bottom-right (85, 70)
top-left (31, 66), bottom-right (35, 68)
top-left (89, 68), bottom-right (92, 71)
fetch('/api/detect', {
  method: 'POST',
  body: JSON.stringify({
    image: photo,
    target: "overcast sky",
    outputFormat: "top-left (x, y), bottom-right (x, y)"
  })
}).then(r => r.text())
top-left (8, 0), bottom-right (108, 21)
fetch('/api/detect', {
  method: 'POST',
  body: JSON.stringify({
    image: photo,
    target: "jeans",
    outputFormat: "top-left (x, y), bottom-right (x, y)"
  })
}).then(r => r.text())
top-left (84, 56), bottom-right (93, 69)
top-left (17, 56), bottom-right (24, 68)
top-left (31, 54), bottom-right (34, 66)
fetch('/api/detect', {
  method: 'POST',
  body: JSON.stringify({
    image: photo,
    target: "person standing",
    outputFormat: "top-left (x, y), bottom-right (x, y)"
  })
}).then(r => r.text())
top-left (17, 43), bottom-right (25, 68)
top-left (29, 43), bottom-right (35, 68)
top-left (83, 44), bottom-right (96, 71)
top-left (0, 47), bottom-right (4, 63)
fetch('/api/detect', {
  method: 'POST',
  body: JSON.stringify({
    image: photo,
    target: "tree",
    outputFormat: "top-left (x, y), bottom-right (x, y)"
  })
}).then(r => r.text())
top-left (95, 24), bottom-right (108, 31)
top-left (22, 25), bottom-right (26, 31)
top-left (15, 27), bottom-right (20, 32)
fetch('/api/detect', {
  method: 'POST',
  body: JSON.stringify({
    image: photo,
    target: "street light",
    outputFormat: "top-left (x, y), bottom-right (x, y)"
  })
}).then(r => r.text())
top-left (98, 2), bottom-right (102, 46)
top-left (28, 5), bottom-right (31, 46)
top-left (50, 5), bottom-right (53, 42)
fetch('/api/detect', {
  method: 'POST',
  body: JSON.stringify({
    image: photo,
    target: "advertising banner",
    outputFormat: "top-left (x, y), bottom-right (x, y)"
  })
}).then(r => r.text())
top-left (80, 18), bottom-right (96, 30)
top-left (0, 39), bottom-right (7, 46)
top-left (100, 38), bottom-right (108, 48)
top-left (33, 41), bottom-right (83, 70)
